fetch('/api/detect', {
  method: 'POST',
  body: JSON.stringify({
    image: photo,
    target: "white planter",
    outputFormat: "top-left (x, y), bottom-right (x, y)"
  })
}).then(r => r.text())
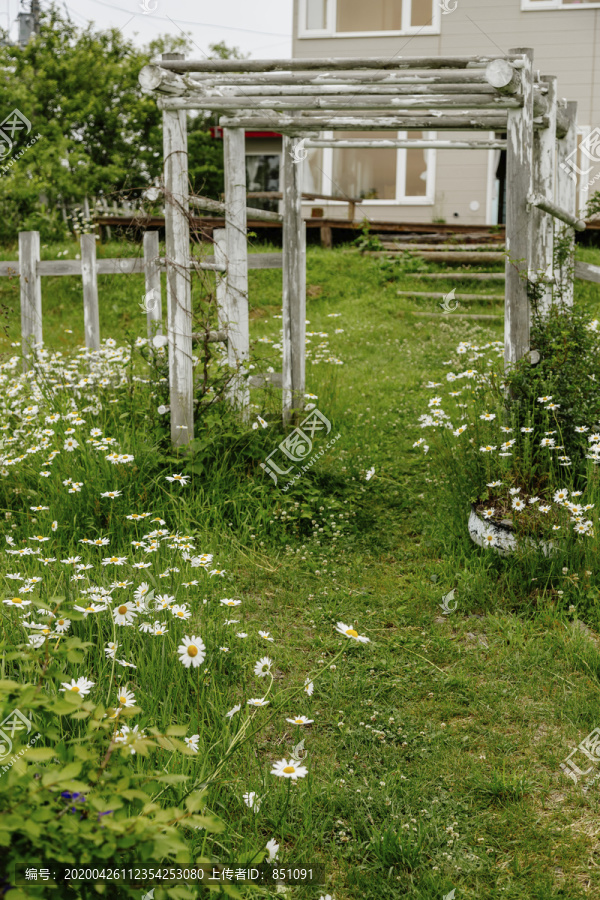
top-left (468, 506), bottom-right (555, 557)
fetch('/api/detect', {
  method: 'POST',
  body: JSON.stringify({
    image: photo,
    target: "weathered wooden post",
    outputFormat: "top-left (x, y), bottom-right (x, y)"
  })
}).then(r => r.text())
top-left (503, 49), bottom-right (534, 371)
top-left (143, 230), bottom-right (162, 339)
top-left (282, 135), bottom-right (306, 422)
top-left (531, 76), bottom-right (557, 314)
top-left (80, 233), bottom-right (100, 352)
top-left (162, 52), bottom-right (194, 446)
top-left (19, 230), bottom-right (42, 369)
top-left (223, 126), bottom-right (250, 411)
top-left (555, 100), bottom-right (578, 306)
top-left (213, 227), bottom-right (229, 336)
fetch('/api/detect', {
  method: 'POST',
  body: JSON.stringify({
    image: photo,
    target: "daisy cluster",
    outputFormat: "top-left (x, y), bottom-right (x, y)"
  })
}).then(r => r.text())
top-left (414, 340), bottom-right (600, 526)
top-left (478, 484), bottom-right (595, 541)
top-left (255, 316), bottom-right (344, 367)
top-left (0, 337), bottom-right (373, 843)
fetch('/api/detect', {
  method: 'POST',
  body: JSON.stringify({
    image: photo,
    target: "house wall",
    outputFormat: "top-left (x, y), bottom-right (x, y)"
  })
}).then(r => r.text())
top-left (291, 0), bottom-right (600, 223)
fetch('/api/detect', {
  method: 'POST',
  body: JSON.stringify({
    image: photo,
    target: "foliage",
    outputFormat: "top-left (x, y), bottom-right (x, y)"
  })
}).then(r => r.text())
top-left (0, 653), bottom-right (226, 900)
top-left (504, 303), bottom-right (600, 473)
top-left (352, 220), bottom-right (384, 252)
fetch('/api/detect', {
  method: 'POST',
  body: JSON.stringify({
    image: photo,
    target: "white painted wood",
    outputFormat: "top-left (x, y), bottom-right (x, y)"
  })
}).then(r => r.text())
top-left (37, 260), bottom-right (83, 276)
top-left (505, 48), bottom-right (534, 371)
top-left (163, 54), bottom-right (194, 446)
top-left (305, 138), bottom-right (507, 150)
top-left (282, 137), bottom-right (306, 421)
top-left (412, 272), bottom-right (506, 280)
top-left (189, 193), bottom-right (282, 223)
top-left (190, 83), bottom-right (504, 97)
top-left (161, 93), bottom-right (522, 111)
top-left (213, 228), bottom-right (230, 339)
top-left (0, 261), bottom-right (19, 277)
top-left (575, 261), bottom-right (600, 284)
top-left (223, 127), bottom-right (250, 412)
top-left (556, 101), bottom-right (578, 306)
top-left (528, 193), bottom-right (586, 230)
top-left (186, 71), bottom-right (494, 86)
top-left (18, 231), bottom-right (42, 367)
top-left (96, 258), bottom-right (145, 275)
top-left (203, 251), bottom-right (283, 270)
top-left (143, 231), bottom-right (162, 339)
top-left (80, 233), bottom-right (100, 353)
top-left (139, 65), bottom-right (191, 94)
top-left (157, 55), bottom-right (518, 73)
top-left (485, 59), bottom-right (521, 93)
top-left (397, 291), bottom-right (504, 301)
top-left (218, 115), bottom-right (509, 132)
top-left (531, 76), bottom-right (557, 314)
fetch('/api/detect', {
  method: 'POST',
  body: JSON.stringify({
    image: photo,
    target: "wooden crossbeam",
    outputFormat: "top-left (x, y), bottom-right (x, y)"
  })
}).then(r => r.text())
top-left (159, 94), bottom-right (523, 111)
top-left (156, 55), bottom-right (523, 73)
top-left (217, 115), bottom-right (510, 132)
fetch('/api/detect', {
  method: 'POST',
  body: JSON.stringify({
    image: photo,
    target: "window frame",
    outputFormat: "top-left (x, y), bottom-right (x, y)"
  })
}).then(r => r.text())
top-left (311, 131), bottom-right (436, 206)
top-left (521, 0), bottom-right (600, 11)
top-left (297, 0), bottom-right (441, 38)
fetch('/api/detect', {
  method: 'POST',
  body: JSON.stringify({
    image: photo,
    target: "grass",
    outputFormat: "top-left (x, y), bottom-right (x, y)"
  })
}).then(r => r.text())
top-left (1, 237), bottom-right (600, 899)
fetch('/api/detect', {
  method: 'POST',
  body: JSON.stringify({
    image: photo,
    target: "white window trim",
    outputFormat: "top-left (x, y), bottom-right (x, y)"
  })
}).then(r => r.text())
top-left (312, 131), bottom-right (436, 206)
top-left (522, 1), bottom-right (600, 10)
top-left (298, 0), bottom-right (441, 38)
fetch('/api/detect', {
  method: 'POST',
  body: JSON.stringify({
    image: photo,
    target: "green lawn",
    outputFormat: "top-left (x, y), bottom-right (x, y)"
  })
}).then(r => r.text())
top-left (1, 238), bottom-right (600, 899)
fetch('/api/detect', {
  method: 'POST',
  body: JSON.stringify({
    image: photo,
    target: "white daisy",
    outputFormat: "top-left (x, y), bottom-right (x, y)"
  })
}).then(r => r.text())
top-left (177, 635), bottom-right (206, 668)
top-left (336, 622), bottom-right (370, 643)
top-left (271, 758), bottom-right (308, 780)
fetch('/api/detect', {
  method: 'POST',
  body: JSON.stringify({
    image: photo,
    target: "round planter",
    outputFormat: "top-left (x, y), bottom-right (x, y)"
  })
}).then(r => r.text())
top-left (468, 505), bottom-right (555, 557)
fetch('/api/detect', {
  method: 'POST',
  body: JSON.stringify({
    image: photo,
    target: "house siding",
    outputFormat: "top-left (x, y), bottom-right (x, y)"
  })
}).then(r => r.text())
top-left (291, 0), bottom-right (600, 223)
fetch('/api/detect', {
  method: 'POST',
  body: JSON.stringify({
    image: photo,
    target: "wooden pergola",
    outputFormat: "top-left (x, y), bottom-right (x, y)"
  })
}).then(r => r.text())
top-left (139, 50), bottom-right (584, 447)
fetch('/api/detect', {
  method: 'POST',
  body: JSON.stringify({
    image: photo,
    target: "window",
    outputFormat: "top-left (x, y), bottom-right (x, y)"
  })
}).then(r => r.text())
top-left (298, 0), bottom-right (439, 36)
top-left (307, 131), bottom-right (435, 204)
top-left (522, 0), bottom-right (600, 10)
top-left (246, 155), bottom-right (280, 211)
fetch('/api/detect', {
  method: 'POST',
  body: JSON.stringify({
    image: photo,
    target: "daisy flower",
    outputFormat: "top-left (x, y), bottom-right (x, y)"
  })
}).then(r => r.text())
top-left (286, 715), bottom-right (314, 726)
top-left (243, 791), bottom-right (261, 813)
top-left (54, 617), bottom-right (71, 633)
top-left (258, 630), bottom-right (274, 642)
top-left (479, 445), bottom-right (496, 453)
top-left (177, 635), bottom-right (206, 668)
top-left (226, 704), bottom-right (241, 719)
top-left (304, 678), bottom-right (314, 697)
top-left (101, 490), bottom-right (122, 499)
top-left (3, 596), bottom-right (31, 607)
top-left (105, 555), bottom-right (130, 568)
top-left (512, 498), bottom-right (526, 511)
top-left (113, 602), bottom-right (137, 626)
top-left (509, 488), bottom-right (521, 495)
top-left (153, 622), bottom-right (169, 636)
top-left (520, 427), bottom-right (534, 433)
top-left (336, 622), bottom-right (370, 643)
top-left (60, 677), bottom-right (94, 697)
top-left (220, 598), bottom-right (242, 608)
top-left (254, 657), bottom-right (272, 678)
top-left (539, 505), bottom-right (551, 513)
top-left (537, 396), bottom-right (552, 403)
top-left (166, 473), bottom-right (190, 485)
top-left (487, 481), bottom-right (503, 488)
top-left (74, 602), bottom-right (107, 616)
top-left (554, 489), bottom-right (569, 503)
top-left (265, 839), bottom-right (279, 862)
top-left (247, 697), bottom-right (269, 707)
top-left (105, 642), bottom-right (118, 658)
top-left (365, 466), bottom-right (376, 480)
top-left (63, 438), bottom-right (79, 451)
top-left (271, 758), bottom-right (308, 780)
top-left (184, 734), bottom-right (200, 753)
top-left (171, 604), bottom-right (191, 620)
top-left (117, 688), bottom-right (136, 708)
top-left (482, 509), bottom-right (495, 519)
top-left (479, 413), bottom-right (496, 421)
